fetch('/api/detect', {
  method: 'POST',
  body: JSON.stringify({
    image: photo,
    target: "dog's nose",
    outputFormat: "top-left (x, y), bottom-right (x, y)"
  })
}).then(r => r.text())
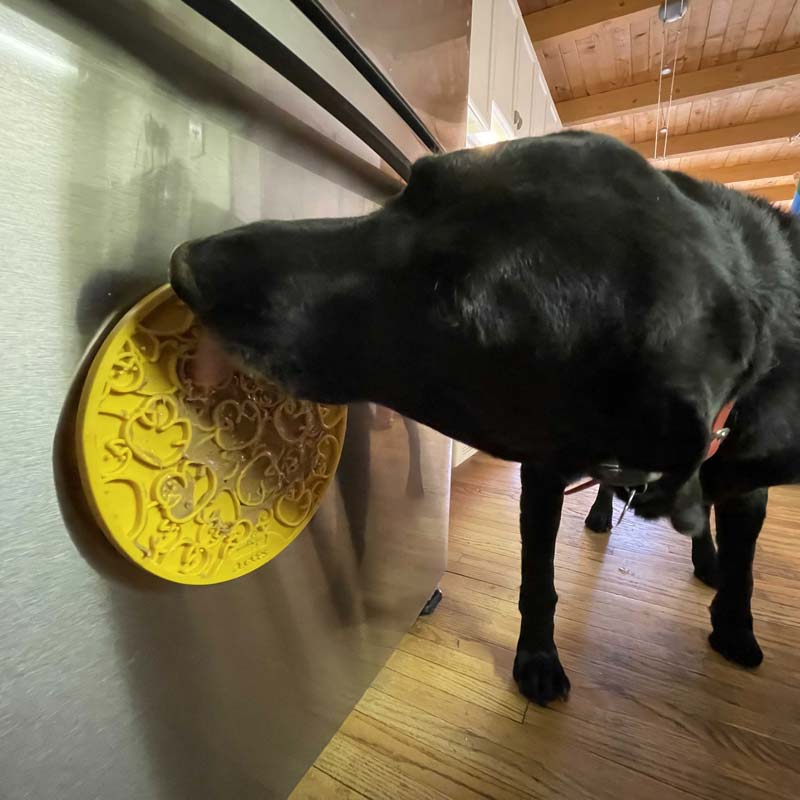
top-left (169, 242), bottom-right (202, 309)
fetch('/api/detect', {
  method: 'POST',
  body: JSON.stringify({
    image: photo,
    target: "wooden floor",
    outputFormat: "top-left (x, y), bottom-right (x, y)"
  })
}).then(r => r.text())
top-left (292, 453), bottom-right (800, 799)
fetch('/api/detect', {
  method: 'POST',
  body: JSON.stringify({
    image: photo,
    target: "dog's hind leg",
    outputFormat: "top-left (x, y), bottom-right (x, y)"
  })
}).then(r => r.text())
top-left (585, 485), bottom-right (614, 533)
top-left (708, 488), bottom-right (767, 668)
top-left (691, 505), bottom-right (718, 588)
top-left (513, 464), bottom-right (571, 706)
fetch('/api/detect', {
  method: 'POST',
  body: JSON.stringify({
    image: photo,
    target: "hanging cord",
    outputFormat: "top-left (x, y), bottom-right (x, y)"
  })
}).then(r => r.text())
top-left (653, 0), bottom-right (669, 159)
top-left (661, 1), bottom-right (687, 159)
top-left (654, 0), bottom-right (688, 160)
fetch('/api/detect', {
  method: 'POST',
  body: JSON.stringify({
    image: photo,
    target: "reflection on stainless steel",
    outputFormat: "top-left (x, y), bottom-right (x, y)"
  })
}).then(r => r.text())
top-left (0, 0), bottom-right (465, 797)
top-left (319, 0), bottom-right (472, 153)
top-left (181, 0), bottom-right (418, 180)
top-left (287, 0), bottom-right (444, 154)
top-left (233, 0), bottom-right (433, 168)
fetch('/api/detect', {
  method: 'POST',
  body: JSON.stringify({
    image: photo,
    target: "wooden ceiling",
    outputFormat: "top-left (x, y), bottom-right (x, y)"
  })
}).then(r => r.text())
top-left (519, 0), bottom-right (800, 209)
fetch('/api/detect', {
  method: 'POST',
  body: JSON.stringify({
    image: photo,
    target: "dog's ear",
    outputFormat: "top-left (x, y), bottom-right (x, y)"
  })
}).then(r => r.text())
top-left (403, 155), bottom-right (440, 213)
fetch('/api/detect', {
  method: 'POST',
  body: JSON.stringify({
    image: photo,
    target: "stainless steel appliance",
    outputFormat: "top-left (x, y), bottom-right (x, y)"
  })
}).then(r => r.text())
top-left (0, 1), bottom-right (470, 797)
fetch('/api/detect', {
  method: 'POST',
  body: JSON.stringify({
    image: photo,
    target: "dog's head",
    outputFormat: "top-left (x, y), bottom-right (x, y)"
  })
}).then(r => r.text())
top-left (171, 131), bottom-right (754, 529)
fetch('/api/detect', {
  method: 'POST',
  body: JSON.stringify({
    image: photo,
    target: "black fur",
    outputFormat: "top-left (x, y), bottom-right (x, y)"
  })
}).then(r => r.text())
top-left (171, 131), bottom-right (800, 705)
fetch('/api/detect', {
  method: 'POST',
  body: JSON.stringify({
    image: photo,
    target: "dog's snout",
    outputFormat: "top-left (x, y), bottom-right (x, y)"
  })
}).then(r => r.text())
top-left (169, 242), bottom-right (202, 309)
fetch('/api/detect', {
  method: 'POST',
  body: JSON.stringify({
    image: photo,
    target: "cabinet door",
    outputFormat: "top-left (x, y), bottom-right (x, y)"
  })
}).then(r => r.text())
top-left (544, 99), bottom-right (562, 134)
top-left (512, 19), bottom-right (534, 137)
top-left (490, 0), bottom-right (518, 131)
top-left (531, 68), bottom-right (548, 136)
top-left (468, 0), bottom-right (494, 131)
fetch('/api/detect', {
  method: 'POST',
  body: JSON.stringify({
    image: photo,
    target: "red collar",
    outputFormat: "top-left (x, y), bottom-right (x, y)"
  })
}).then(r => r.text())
top-left (706, 399), bottom-right (735, 460)
top-left (564, 400), bottom-right (735, 496)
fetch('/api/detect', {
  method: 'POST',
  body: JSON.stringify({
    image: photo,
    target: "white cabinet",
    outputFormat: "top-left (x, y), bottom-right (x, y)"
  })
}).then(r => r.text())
top-left (467, 0), bottom-right (560, 145)
top-left (490, 0), bottom-right (519, 131)
top-left (512, 18), bottom-right (535, 137)
top-left (468, 0), bottom-right (494, 130)
top-left (544, 99), bottom-right (562, 134)
top-left (531, 68), bottom-right (548, 137)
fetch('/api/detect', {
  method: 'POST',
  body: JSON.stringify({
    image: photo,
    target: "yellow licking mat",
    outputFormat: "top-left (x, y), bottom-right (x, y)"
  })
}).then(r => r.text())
top-left (76, 284), bottom-right (347, 585)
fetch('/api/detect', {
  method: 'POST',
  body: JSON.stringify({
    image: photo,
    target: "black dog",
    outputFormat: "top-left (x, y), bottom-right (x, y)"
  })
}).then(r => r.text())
top-left (170, 131), bottom-right (800, 705)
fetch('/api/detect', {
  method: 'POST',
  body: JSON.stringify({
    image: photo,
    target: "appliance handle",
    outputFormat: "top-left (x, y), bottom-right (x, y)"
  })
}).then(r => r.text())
top-left (288, 0), bottom-right (443, 154)
top-left (179, 0), bottom-right (414, 181)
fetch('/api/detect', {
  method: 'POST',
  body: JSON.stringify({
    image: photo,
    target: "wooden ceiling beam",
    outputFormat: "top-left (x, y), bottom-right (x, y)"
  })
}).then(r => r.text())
top-left (682, 158), bottom-right (800, 185)
top-left (559, 48), bottom-right (800, 125)
top-left (524, 0), bottom-right (659, 46)
top-left (744, 185), bottom-right (796, 204)
top-left (631, 113), bottom-right (800, 159)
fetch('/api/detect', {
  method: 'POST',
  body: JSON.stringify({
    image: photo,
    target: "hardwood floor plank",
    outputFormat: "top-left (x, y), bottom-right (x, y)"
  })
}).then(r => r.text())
top-left (314, 727), bottom-right (453, 800)
top-left (289, 767), bottom-right (369, 799)
top-left (385, 649), bottom-right (527, 722)
top-left (369, 672), bottom-right (698, 800)
top-left (351, 701), bottom-right (544, 800)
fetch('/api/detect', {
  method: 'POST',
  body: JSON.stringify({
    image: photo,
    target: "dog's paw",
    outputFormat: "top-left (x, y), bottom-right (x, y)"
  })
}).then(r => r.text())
top-left (513, 648), bottom-right (571, 706)
top-left (693, 560), bottom-right (719, 589)
top-left (585, 505), bottom-right (612, 534)
top-left (709, 627), bottom-right (763, 668)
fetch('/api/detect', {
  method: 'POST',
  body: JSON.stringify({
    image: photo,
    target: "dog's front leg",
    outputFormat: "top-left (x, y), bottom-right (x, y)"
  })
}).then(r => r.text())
top-left (708, 488), bottom-right (767, 667)
top-left (513, 464), bottom-right (570, 705)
